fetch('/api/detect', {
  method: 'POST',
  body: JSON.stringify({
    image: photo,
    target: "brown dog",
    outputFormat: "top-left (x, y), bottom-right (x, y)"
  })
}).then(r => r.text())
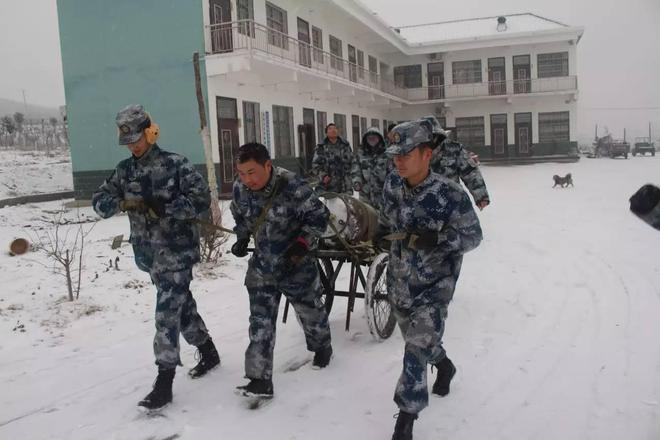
top-left (553, 173), bottom-right (573, 188)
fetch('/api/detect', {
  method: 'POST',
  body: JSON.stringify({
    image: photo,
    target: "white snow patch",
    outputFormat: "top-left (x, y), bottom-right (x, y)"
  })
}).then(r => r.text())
top-left (0, 148), bottom-right (72, 199)
top-left (1, 157), bottom-right (660, 439)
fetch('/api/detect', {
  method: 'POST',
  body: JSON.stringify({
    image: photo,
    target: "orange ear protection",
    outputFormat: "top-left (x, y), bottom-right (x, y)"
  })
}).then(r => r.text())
top-left (142, 112), bottom-right (160, 144)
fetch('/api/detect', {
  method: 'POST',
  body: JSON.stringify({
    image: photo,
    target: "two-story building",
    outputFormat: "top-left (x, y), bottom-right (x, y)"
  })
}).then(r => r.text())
top-left (57, 0), bottom-right (584, 198)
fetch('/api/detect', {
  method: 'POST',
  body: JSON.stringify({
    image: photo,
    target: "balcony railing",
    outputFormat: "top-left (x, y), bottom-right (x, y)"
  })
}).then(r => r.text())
top-left (208, 20), bottom-right (406, 99)
top-left (405, 76), bottom-right (578, 101)
top-left (207, 20), bottom-right (578, 103)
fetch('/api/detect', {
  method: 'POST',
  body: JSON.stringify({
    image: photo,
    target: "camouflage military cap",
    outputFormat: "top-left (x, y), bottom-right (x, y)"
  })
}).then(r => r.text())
top-left (385, 120), bottom-right (433, 155)
top-left (420, 115), bottom-right (444, 134)
top-left (420, 115), bottom-right (450, 148)
top-left (116, 104), bottom-right (150, 145)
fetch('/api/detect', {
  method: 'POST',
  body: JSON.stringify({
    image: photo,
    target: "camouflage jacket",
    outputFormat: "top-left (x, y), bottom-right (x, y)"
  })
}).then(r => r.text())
top-left (311, 136), bottom-right (354, 194)
top-left (231, 167), bottom-right (330, 288)
top-left (92, 144), bottom-right (210, 272)
top-left (630, 184), bottom-right (660, 231)
top-left (382, 171), bottom-right (483, 309)
top-left (431, 140), bottom-right (490, 205)
top-left (351, 128), bottom-right (392, 211)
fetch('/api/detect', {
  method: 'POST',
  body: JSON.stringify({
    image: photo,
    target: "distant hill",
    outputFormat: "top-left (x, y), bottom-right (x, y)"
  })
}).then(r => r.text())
top-left (0, 98), bottom-right (61, 120)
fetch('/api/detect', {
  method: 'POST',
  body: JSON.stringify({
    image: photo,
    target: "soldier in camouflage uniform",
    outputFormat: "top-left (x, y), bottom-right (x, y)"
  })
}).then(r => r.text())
top-left (351, 127), bottom-right (392, 211)
top-left (230, 143), bottom-right (333, 399)
top-left (382, 120), bottom-right (483, 440)
top-left (92, 104), bottom-right (220, 410)
top-left (311, 122), bottom-right (354, 194)
top-left (630, 184), bottom-right (660, 230)
top-left (421, 115), bottom-right (491, 210)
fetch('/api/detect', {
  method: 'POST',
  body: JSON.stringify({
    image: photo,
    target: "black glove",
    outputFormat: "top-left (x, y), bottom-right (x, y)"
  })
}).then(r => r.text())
top-left (231, 238), bottom-right (250, 258)
top-left (144, 197), bottom-right (167, 218)
top-left (410, 230), bottom-right (439, 251)
top-left (119, 199), bottom-right (148, 213)
top-left (283, 238), bottom-right (309, 266)
top-left (630, 184), bottom-right (660, 216)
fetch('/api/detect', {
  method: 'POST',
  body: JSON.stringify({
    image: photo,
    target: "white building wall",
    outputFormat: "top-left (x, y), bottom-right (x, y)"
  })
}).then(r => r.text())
top-left (202, 0), bottom-right (580, 159)
top-left (391, 95), bottom-right (577, 144)
top-left (206, 75), bottom-right (395, 162)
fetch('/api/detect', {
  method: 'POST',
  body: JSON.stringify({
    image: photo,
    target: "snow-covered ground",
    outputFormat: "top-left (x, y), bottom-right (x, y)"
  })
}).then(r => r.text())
top-left (0, 148), bottom-right (72, 199)
top-left (1, 156), bottom-right (659, 440)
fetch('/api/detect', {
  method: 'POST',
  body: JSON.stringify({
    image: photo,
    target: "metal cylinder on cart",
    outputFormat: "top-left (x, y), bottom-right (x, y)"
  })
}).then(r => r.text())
top-left (318, 192), bottom-right (381, 245)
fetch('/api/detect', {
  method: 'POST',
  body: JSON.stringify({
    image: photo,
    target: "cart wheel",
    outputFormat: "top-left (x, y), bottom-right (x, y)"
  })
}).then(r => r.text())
top-left (321, 259), bottom-right (335, 313)
top-left (365, 252), bottom-right (396, 341)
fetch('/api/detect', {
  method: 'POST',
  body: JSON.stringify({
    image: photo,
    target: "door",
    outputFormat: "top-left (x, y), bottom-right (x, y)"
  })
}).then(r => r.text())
top-left (297, 18), bottom-right (311, 68)
top-left (490, 114), bottom-right (508, 157)
top-left (428, 62), bottom-right (445, 99)
top-left (217, 97), bottom-right (239, 194)
top-left (348, 44), bottom-right (357, 82)
top-left (515, 113), bottom-right (532, 155)
top-left (513, 55), bottom-right (531, 94)
top-left (488, 57), bottom-right (506, 95)
top-left (301, 108), bottom-right (316, 171)
top-left (210, 0), bottom-right (232, 53)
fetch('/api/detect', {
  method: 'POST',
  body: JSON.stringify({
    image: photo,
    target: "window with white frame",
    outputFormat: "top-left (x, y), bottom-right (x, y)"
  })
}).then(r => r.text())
top-left (312, 26), bottom-right (323, 64)
top-left (317, 111), bottom-right (327, 142)
top-left (393, 64), bottom-right (422, 88)
top-left (329, 35), bottom-right (343, 71)
top-left (357, 49), bottom-right (365, 79)
top-left (242, 101), bottom-right (261, 144)
top-left (237, 0), bottom-right (254, 37)
top-left (452, 60), bottom-right (482, 84)
top-left (266, 2), bottom-right (288, 50)
top-left (333, 113), bottom-right (346, 139)
top-left (537, 52), bottom-right (569, 78)
top-left (539, 111), bottom-right (570, 142)
top-left (455, 116), bottom-right (485, 147)
top-left (273, 105), bottom-right (294, 157)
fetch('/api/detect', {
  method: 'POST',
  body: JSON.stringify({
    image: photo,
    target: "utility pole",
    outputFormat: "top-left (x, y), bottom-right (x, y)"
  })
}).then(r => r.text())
top-left (22, 89), bottom-right (28, 116)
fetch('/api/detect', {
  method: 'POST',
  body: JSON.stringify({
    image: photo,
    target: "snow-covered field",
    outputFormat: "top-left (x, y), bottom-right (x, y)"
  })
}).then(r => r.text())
top-left (1, 156), bottom-right (659, 440)
top-left (0, 148), bottom-right (72, 199)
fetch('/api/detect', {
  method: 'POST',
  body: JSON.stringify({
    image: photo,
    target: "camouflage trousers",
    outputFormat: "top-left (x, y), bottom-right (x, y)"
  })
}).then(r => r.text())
top-left (392, 302), bottom-right (449, 414)
top-left (245, 285), bottom-right (331, 380)
top-left (150, 268), bottom-right (211, 369)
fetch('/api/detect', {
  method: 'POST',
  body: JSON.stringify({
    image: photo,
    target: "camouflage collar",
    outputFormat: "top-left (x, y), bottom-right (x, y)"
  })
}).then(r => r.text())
top-left (248, 167), bottom-right (281, 196)
top-left (403, 170), bottom-right (436, 196)
top-left (133, 144), bottom-right (160, 164)
top-left (322, 136), bottom-right (348, 146)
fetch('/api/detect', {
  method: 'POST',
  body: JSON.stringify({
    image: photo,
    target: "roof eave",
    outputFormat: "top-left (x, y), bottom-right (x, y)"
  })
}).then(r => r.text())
top-left (401, 26), bottom-right (586, 54)
top-left (331, 1), bottom-right (585, 55)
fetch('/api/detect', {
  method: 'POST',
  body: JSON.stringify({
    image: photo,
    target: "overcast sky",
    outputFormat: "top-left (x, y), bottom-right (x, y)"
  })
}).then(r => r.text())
top-left (1, 0), bottom-right (659, 140)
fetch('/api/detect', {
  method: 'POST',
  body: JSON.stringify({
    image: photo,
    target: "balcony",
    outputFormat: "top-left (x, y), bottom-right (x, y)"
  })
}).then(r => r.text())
top-left (206, 20), bottom-right (407, 103)
top-left (404, 76), bottom-right (578, 102)
top-left (206, 20), bottom-right (578, 105)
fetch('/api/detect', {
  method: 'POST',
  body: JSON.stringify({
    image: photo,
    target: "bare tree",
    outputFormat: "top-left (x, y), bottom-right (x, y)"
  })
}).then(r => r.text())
top-left (13, 112), bottom-right (24, 147)
top-left (199, 224), bottom-right (230, 263)
top-left (0, 116), bottom-right (16, 147)
top-left (30, 208), bottom-right (97, 301)
top-left (49, 117), bottom-right (59, 152)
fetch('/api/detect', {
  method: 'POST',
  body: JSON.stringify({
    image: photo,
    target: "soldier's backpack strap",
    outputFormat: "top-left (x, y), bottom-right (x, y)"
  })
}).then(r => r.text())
top-left (252, 175), bottom-right (288, 240)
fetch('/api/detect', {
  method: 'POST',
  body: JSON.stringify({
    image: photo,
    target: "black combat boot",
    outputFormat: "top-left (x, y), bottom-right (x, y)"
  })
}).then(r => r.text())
top-left (188, 338), bottom-right (220, 379)
top-left (392, 410), bottom-right (418, 440)
top-left (138, 368), bottom-right (175, 410)
top-left (312, 345), bottom-right (333, 369)
top-left (236, 378), bottom-right (274, 397)
top-left (431, 356), bottom-right (456, 397)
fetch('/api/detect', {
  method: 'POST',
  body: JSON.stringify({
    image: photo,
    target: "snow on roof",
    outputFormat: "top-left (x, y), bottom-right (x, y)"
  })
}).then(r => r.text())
top-left (394, 13), bottom-right (570, 45)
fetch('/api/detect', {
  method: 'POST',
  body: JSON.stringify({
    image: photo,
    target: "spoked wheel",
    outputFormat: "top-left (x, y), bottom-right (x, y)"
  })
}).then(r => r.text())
top-left (319, 259), bottom-right (335, 313)
top-left (365, 252), bottom-right (396, 341)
